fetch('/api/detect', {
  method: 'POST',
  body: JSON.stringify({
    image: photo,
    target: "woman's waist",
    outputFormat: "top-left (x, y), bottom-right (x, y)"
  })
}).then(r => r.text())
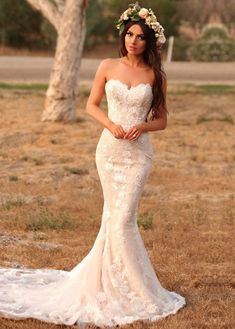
top-left (101, 127), bottom-right (151, 142)
top-left (97, 128), bottom-right (153, 159)
top-left (107, 118), bottom-right (148, 132)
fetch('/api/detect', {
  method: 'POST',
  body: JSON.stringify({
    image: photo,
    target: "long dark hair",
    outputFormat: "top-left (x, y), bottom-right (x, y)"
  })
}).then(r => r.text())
top-left (119, 20), bottom-right (168, 121)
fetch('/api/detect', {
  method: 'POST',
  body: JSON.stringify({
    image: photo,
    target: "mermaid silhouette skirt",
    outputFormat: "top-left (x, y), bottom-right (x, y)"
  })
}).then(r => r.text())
top-left (0, 80), bottom-right (186, 327)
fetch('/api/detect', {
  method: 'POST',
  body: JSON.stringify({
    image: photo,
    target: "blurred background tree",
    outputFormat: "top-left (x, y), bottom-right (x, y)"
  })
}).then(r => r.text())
top-left (0, 0), bottom-right (43, 48)
top-left (85, 0), bottom-right (109, 49)
top-left (188, 24), bottom-right (235, 62)
top-left (215, 0), bottom-right (235, 29)
top-left (175, 0), bottom-right (235, 61)
top-left (0, 0), bottom-right (180, 52)
top-left (0, 0), bottom-right (234, 61)
top-left (173, 0), bottom-right (215, 61)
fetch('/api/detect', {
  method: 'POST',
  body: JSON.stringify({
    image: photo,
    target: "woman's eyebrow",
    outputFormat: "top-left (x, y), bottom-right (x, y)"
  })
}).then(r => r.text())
top-left (128, 31), bottom-right (145, 36)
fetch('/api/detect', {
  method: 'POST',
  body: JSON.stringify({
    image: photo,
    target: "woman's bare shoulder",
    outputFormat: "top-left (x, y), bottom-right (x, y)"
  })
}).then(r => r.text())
top-left (96, 58), bottom-right (121, 79)
top-left (98, 58), bottom-right (121, 70)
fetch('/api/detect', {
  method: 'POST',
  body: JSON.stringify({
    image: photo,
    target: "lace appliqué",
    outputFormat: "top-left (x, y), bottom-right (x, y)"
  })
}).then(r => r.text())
top-left (110, 258), bottom-right (159, 316)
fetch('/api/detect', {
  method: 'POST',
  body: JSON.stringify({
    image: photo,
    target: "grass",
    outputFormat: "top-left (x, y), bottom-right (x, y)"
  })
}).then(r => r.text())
top-left (0, 81), bottom-right (91, 96)
top-left (169, 83), bottom-right (235, 95)
top-left (26, 208), bottom-right (77, 231)
top-left (1, 197), bottom-right (26, 210)
top-left (0, 86), bottom-right (234, 329)
top-left (50, 138), bottom-right (59, 144)
top-left (1, 81), bottom-right (234, 96)
top-left (137, 213), bottom-right (153, 230)
top-left (0, 82), bottom-right (48, 90)
top-left (190, 155), bottom-right (198, 162)
top-left (64, 166), bottom-right (89, 175)
top-left (33, 158), bottom-right (44, 166)
top-left (191, 208), bottom-right (207, 226)
top-left (196, 113), bottom-right (234, 124)
top-left (9, 175), bottom-right (19, 181)
top-left (20, 155), bottom-right (29, 161)
top-left (196, 84), bottom-right (235, 95)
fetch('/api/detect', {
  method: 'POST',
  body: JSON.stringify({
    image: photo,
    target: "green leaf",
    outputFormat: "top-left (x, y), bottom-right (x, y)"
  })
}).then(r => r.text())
top-left (119, 24), bottom-right (125, 34)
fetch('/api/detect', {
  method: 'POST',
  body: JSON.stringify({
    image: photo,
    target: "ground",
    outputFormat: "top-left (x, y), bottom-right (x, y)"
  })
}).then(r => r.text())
top-left (0, 82), bottom-right (234, 329)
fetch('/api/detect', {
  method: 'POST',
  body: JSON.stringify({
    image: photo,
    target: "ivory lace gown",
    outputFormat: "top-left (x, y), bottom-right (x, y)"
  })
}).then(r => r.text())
top-left (0, 79), bottom-right (186, 327)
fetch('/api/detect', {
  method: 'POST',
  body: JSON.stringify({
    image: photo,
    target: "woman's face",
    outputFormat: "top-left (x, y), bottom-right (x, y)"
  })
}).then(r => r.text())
top-left (124, 24), bottom-right (146, 56)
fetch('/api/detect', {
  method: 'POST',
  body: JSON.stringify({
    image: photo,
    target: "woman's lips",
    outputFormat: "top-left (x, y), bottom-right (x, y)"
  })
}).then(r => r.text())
top-left (128, 46), bottom-right (136, 50)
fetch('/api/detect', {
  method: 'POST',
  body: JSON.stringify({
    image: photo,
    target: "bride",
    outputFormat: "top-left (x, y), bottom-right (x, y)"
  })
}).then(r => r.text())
top-left (0, 2), bottom-right (186, 327)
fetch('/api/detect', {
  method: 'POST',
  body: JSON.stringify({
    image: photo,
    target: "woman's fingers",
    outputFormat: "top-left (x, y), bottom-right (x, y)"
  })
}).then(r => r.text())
top-left (120, 127), bottom-right (126, 138)
top-left (117, 127), bottom-right (123, 136)
top-left (124, 128), bottom-right (139, 140)
top-left (121, 126), bottom-right (125, 133)
top-left (129, 130), bottom-right (139, 141)
top-left (124, 129), bottom-right (132, 139)
top-left (113, 125), bottom-right (126, 139)
top-left (113, 124), bottom-right (141, 140)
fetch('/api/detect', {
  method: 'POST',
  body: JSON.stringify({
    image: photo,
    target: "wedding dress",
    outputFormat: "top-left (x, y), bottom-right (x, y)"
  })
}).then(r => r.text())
top-left (0, 79), bottom-right (186, 327)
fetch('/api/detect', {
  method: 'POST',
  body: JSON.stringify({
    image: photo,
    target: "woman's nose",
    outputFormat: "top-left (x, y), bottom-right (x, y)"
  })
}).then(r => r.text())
top-left (131, 37), bottom-right (136, 44)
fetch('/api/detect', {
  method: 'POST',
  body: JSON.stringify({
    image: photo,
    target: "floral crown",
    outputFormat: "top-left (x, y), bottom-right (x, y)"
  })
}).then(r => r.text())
top-left (114, 2), bottom-right (166, 45)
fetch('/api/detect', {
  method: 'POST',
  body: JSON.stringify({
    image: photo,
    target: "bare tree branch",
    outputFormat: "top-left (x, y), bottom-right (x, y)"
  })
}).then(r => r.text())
top-left (26, 0), bottom-right (62, 31)
top-left (54, 0), bottom-right (65, 13)
top-left (215, 0), bottom-right (235, 25)
top-left (177, 0), bottom-right (214, 28)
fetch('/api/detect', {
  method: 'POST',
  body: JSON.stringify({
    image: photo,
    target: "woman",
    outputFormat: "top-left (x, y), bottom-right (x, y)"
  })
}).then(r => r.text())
top-left (0, 2), bottom-right (186, 327)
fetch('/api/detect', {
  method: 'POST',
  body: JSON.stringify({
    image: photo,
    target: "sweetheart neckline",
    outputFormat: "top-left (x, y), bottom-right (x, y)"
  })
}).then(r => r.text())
top-left (105, 79), bottom-right (153, 91)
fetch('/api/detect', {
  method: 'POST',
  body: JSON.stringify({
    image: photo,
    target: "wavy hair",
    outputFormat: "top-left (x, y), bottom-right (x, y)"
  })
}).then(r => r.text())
top-left (119, 20), bottom-right (168, 121)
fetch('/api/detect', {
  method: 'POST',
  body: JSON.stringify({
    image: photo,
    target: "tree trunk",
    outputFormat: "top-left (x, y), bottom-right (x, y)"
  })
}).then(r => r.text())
top-left (42, 0), bottom-right (86, 122)
top-left (26, 0), bottom-right (87, 122)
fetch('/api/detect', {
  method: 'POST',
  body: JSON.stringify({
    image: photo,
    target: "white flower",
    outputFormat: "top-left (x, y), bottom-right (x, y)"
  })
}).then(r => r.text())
top-left (139, 8), bottom-right (149, 19)
top-left (145, 16), bottom-right (152, 25)
top-left (151, 22), bottom-right (159, 30)
top-left (121, 8), bottom-right (131, 20)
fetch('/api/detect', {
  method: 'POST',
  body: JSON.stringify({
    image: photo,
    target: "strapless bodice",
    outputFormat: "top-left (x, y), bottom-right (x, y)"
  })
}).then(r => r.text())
top-left (96, 79), bottom-right (154, 162)
top-left (105, 79), bottom-right (153, 131)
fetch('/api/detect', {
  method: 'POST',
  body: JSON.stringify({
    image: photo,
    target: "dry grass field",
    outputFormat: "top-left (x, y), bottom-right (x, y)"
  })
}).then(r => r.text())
top-left (0, 83), bottom-right (234, 329)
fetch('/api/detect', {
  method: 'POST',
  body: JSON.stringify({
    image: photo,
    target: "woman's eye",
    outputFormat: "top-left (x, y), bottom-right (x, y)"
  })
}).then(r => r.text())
top-left (126, 32), bottom-right (145, 40)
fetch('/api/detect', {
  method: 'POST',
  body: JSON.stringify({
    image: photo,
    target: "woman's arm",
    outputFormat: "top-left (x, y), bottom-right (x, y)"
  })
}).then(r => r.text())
top-left (86, 59), bottom-right (114, 130)
top-left (140, 109), bottom-right (167, 132)
top-left (86, 59), bottom-right (126, 139)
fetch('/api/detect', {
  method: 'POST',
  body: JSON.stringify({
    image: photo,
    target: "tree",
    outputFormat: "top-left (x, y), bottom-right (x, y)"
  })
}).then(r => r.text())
top-left (85, 0), bottom-right (108, 49)
top-left (188, 25), bottom-right (235, 62)
top-left (176, 0), bottom-right (214, 29)
top-left (26, 0), bottom-right (88, 122)
top-left (0, 1), bottom-right (42, 48)
top-left (215, 0), bottom-right (235, 27)
top-left (176, 0), bottom-right (235, 30)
